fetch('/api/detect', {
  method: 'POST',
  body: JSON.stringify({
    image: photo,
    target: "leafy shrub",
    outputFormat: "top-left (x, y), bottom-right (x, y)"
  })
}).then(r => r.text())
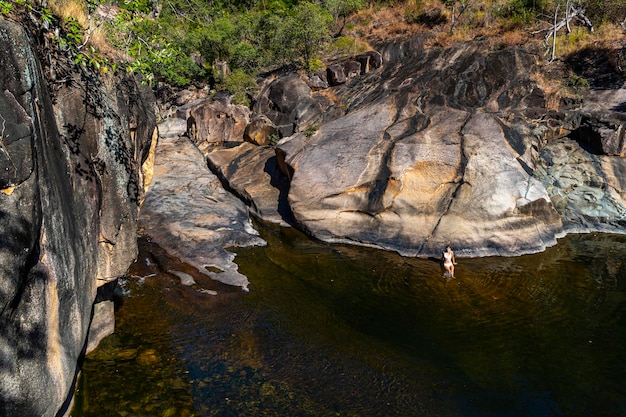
top-left (328, 36), bottom-right (367, 57)
top-left (221, 68), bottom-right (257, 106)
top-left (0, 0), bottom-right (13, 15)
top-left (63, 16), bottom-right (84, 47)
top-left (564, 74), bottom-right (590, 95)
top-left (307, 58), bottom-right (325, 72)
top-left (268, 133), bottom-right (280, 146)
top-left (304, 123), bottom-right (319, 137)
top-left (493, 0), bottom-right (547, 24)
top-left (230, 42), bottom-right (260, 72)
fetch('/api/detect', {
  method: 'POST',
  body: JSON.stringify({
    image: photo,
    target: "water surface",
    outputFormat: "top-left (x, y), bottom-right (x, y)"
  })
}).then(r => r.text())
top-left (73, 226), bottom-right (626, 417)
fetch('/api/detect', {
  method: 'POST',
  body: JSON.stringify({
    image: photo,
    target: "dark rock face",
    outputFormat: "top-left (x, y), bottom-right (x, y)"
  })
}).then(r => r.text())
top-left (327, 63), bottom-right (348, 86)
top-left (254, 74), bottom-right (320, 137)
top-left (186, 93), bottom-right (250, 151)
top-left (355, 50), bottom-right (383, 74)
top-left (0, 18), bottom-right (155, 417)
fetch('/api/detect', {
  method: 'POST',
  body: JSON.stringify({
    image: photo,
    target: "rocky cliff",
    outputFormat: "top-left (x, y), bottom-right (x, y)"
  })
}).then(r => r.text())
top-left (0, 17), bottom-right (156, 417)
top-left (182, 35), bottom-right (626, 258)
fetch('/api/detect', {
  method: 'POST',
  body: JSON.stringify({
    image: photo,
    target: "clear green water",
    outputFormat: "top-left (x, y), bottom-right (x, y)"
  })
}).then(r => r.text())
top-left (72, 226), bottom-right (626, 417)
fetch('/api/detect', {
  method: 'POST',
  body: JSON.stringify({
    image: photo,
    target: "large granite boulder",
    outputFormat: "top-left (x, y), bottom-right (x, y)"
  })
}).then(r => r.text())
top-left (185, 92), bottom-right (250, 152)
top-left (277, 100), bottom-right (563, 257)
top-left (243, 115), bottom-right (279, 146)
top-left (0, 17), bottom-right (155, 417)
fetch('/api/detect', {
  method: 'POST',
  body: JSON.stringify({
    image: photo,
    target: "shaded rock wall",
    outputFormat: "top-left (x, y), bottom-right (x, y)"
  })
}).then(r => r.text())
top-left (0, 17), bottom-right (155, 417)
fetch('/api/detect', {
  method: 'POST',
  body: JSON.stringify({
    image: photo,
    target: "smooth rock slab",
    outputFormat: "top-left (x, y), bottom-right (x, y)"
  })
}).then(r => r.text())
top-left (278, 101), bottom-right (564, 257)
top-left (206, 142), bottom-right (293, 226)
top-left (139, 123), bottom-right (265, 291)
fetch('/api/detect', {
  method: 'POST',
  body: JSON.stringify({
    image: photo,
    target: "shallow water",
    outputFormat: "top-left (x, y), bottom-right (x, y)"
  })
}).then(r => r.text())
top-left (72, 226), bottom-right (626, 417)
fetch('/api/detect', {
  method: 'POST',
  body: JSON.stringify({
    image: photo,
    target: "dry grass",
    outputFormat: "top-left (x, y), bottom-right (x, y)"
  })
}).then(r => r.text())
top-left (48, 0), bottom-right (118, 58)
top-left (317, 88), bottom-right (343, 106)
top-left (498, 29), bottom-right (527, 46)
top-left (349, 5), bottom-right (427, 41)
top-left (49, 0), bottom-right (88, 25)
top-left (530, 69), bottom-right (567, 110)
top-left (586, 23), bottom-right (626, 49)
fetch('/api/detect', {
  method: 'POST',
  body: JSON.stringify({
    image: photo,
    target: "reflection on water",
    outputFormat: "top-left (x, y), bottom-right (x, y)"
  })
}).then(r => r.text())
top-left (72, 227), bottom-right (626, 417)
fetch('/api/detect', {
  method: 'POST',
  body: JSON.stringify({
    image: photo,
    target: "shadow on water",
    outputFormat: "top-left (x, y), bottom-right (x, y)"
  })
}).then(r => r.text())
top-left (73, 227), bottom-right (626, 417)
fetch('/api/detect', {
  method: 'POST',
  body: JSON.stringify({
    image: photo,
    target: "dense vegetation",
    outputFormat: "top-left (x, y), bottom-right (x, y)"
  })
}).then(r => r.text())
top-left (2, 0), bottom-right (625, 99)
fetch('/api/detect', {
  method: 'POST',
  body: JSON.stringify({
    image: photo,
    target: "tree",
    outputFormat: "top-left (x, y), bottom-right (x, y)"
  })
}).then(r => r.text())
top-left (286, 2), bottom-right (332, 70)
top-left (441, 0), bottom-right (477, 34)
top-left (328, 0), bottom-right (364, 36)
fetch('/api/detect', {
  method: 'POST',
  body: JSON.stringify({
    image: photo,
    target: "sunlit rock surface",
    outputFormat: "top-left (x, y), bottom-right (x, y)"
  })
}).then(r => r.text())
top-left (206, 142), bottom-right (294, 226)
top-left (278, 102), bottom-right (564, 257)
top-left (215, 37), bottom-right (625, 257)
top-left (139, 119), bottom-right (265, 291)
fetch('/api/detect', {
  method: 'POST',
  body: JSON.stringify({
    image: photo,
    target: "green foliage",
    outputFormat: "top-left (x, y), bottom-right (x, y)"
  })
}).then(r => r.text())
top-left (268, 133), bottom-right (280, 146)
top-left (220, 68), bottom-right (256, 106)
top-left (39, 6), bottom-right (53, 25)
top-left (63, 17), bottom-right (84, 47)
top-left (118, 0), bottom-right (153, 14)
top-left (0, 0), bottom-right (13, 15)
top-left (304, 123), bottom-right (319, 137)
top-left (564, 73), bottom-right (590, 95)
top-left (328, 0), bottom-right (365, 23)
top-left (332, 36), bottom-right (358, 55)
top-left (231, 42), bottom-right (259, 71)
top-left (287, 2), bottom-right (333, 69)
top-left (493, 0), bottom-right (546, 23)
top-left (106, 0), bottom-right (336, 83)
top-left (307, 58), bottom-right (325, 72)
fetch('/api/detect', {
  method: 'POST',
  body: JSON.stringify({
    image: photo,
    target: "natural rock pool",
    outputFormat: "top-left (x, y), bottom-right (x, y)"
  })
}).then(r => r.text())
top-left (72, 226), bottom-right (626, 417)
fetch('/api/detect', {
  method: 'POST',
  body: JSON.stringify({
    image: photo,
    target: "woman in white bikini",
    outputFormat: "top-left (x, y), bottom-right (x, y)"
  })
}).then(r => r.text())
top-left (442, 245), bottom-right (457, 278)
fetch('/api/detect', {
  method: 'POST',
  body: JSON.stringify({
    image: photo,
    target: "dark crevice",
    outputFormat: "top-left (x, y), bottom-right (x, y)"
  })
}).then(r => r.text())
top-left (568, 124), bottom-right (605, 155)
top-left (418, 111), bottom-right (472, 253)
top-left (365, 99), bottom-right (431, 216)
